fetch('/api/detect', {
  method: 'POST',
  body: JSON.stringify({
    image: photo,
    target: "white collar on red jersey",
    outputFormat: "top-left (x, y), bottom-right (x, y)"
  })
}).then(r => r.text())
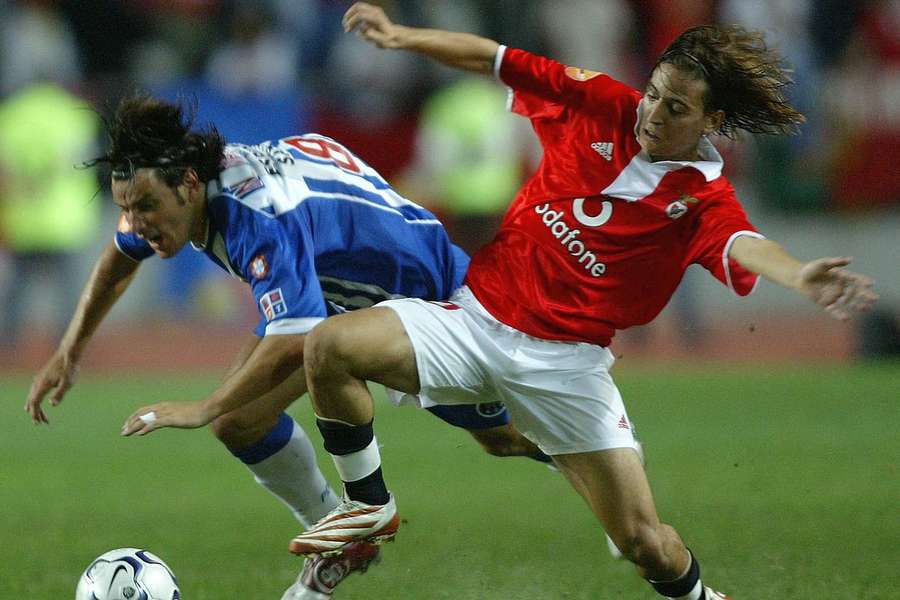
top-left (599, 102), bottom-right (725, 202)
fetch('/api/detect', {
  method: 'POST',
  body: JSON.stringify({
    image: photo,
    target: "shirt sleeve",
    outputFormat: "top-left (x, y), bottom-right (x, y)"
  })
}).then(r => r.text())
top-left (236, 208), bottom-right (328, 337)
top-left (687, 197), bottom-right (764, 296)
top-left (495, 46), bottom-right (639, 119)
top-left (113, 214), bottom-right (154, 261)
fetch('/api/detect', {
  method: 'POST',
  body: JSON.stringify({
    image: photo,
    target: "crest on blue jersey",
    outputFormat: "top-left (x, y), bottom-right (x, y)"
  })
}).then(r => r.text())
top-left (260, 288), bottom-right (288, 322)
top-left (249, 254), bottom-right (269, 279)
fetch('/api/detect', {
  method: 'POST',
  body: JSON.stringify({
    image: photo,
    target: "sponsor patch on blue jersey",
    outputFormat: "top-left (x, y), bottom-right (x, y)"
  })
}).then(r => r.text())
top-left (259, 288), bottom-right (288, 322)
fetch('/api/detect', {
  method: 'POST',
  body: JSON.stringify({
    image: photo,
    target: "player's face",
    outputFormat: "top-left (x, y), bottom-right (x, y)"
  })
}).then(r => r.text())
top-left (111, 169), bottom-right (201, 258)
top-left (638, 63), bottom-right (724, 161)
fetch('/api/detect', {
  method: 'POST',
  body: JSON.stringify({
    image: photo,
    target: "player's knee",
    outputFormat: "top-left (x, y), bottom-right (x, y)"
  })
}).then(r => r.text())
top-left (210, 412), bottom-right (267, 449)
top-left (611, 524), bottom-right (667, 571)
top-left (304, 318), bottom-right (352, 380)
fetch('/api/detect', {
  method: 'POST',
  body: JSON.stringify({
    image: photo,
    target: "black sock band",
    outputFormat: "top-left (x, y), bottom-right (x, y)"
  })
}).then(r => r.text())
top-left (345, 467), bottom-right (390, 505)
top-left (650, 550), bottom-right (701, 598)
top-left (317, 418), bottom-right (374, 456)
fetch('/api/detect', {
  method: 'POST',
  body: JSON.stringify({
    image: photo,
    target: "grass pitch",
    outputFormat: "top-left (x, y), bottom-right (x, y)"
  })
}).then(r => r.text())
top-left (2, 362), bottom-right (898, 599)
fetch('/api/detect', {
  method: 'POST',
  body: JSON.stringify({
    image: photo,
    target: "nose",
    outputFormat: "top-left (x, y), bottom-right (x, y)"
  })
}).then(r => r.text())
top-left (647, 101), bottom-right (665, 125)
top-left (128, 213), bottom-right (147, 238)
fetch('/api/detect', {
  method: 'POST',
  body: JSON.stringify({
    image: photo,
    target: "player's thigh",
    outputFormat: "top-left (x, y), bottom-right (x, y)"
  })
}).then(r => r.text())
top-left (496, 344), bottom-right (637, 456)
top-left (306, 306), bottom-right (419, 394)
top-left (553, 448), bottom-right (661, 541)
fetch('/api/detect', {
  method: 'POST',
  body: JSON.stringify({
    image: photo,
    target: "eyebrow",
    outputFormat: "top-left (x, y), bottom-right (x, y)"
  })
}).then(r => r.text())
top-left (647, 81), bottom-right (692, 108)
top-left (114, 194), bottom-right (154, 210)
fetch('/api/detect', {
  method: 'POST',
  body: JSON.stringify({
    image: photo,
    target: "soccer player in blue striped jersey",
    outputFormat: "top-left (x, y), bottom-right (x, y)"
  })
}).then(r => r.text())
top-left (25, 95), bottom-right (549, 600)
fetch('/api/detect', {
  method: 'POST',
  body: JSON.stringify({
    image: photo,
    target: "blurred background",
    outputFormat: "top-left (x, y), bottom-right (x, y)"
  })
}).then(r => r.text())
top-left (1, 0), bottom-right (898, 373)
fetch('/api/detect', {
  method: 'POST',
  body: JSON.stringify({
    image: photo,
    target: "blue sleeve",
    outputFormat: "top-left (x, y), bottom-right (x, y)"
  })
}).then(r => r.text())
top-left (229, 205), bottom-right (328, 337)
top-left (114, 231), bottom-right (154, 261)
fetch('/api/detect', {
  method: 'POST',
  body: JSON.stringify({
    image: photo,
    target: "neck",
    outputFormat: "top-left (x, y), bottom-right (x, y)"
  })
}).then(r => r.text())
top-left (189, 191), bottom-right (208, 248)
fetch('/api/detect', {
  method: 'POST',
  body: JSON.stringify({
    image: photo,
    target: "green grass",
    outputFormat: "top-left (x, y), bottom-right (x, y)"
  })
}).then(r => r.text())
top-left (2, 363), bottom-right (898, 599)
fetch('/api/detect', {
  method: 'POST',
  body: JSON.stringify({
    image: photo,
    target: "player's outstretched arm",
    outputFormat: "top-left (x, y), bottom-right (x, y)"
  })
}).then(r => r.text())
top-left (343, 2), bottom-right (499, 74)
top-left (729, 235), bottom-right (879, 320)
top-left (121, 332), bottom-right (306, 436)
top-left (25, 241), bottom-right (140, 424)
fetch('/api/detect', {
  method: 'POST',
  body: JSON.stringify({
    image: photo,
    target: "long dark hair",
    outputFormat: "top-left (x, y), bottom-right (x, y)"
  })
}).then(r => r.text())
top-left (657, 25), bottom-right (805, 138)
top-left (88, 95), bottom-right (226, 185)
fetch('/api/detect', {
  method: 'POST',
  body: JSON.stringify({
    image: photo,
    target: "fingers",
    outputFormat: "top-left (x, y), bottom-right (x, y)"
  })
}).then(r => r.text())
top-left (122, 407), bottom-right (160, 437)
top-left (823, 271), bottom-right (879, 321)
top-left (25, 378), bottom-right (54, 425)
top-left (49, 375), bottom-right (73, 407)
top-left (343, 2), bottom-right (380, 33)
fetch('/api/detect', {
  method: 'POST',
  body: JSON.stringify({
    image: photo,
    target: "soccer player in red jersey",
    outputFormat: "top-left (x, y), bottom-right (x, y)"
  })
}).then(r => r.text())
top-left (291, 4), bottom-right (880, 599)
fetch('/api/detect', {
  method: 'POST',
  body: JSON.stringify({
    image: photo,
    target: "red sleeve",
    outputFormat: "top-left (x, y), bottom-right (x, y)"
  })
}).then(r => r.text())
top-left (497, 46), bottom-right (638, 118)
top-left (687, 195), bottom-right (763, 296)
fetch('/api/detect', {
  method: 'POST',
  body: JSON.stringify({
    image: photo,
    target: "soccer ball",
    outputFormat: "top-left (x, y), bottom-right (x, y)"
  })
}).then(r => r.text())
top-left (75, 548), bottom-right (180, 600)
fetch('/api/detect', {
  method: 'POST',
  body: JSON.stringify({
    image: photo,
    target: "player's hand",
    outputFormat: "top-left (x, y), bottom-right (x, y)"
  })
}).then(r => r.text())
top-left (121, 401), bottom-right (213, 437)
top-left (343, 2), bottom-right (404, 49)
top-left (25, 351), bottom-right (79, 425)
top-left (797, 257), bottom-right (878, 320)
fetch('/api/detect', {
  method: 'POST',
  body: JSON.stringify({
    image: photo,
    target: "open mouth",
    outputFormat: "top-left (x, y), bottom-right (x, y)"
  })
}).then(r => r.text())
top-left (643, 128), bottom-right (660, 142)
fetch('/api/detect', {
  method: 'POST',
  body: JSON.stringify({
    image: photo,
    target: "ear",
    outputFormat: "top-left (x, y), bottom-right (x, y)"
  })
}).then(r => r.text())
top-left (704, 109), bottom-right (725, 135)
top-left (180, 168), bottom-right (201, 190)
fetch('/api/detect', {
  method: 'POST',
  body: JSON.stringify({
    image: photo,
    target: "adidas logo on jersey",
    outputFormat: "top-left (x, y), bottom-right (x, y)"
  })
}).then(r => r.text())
top-left (591, 142), bottom-right (614, 161)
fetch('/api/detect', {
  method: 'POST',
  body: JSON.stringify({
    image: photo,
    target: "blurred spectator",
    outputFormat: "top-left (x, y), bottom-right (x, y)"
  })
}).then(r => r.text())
top-left (720, 0), bottom-right (828, 213)
top-left (205, 3), bottom-right (298, 97)
top-left (402, 76), bottom-right (531, 254)
top-left (538, 0), bottom-right (638, 87)
top-left (1, 0), bottom-right (81, 95)
top-left (857, 306), bottom-right (900, 359)
top-left (0, 82), bottom-right (99, 346)
top-left (822, 0), bottom-right (900, 210)
top-left (629, 0), bottom-right (716, 72)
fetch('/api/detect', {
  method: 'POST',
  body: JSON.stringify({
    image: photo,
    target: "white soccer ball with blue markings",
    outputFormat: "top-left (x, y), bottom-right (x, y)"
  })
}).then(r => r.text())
top-left (75, 548), bottom-right (180, 600)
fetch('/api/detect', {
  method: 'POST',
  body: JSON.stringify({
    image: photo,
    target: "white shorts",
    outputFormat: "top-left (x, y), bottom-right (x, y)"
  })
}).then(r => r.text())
top-left (380, 286), bottom-right (637, 455)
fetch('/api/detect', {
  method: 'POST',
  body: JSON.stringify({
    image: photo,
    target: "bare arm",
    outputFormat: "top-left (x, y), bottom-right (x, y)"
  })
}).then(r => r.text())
top-left (26, 241), bottom-right (140, 423)
top-left (122, 332), bottom-right (307, 435)
top-left (728, 235), bottom-right (878, 320)
top-left (343, 2), bottom-right (499, 74)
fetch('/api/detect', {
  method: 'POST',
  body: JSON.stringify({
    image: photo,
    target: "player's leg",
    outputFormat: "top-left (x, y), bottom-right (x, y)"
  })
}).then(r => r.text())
top-left (209, 368), bottom-right (339, 527)
top-left (424, 403), bottom-right (554, 464)
top-left (210, 367), bottom-right (382, 598)
top-left (553, 449), bottom-right (726, 599)
top-left (290, 306), bottom-right (417, 555)
top-left (292, 297), bottom-right (495, 555)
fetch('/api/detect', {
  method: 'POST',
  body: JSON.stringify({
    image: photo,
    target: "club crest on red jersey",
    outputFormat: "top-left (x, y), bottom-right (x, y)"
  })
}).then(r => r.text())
top-left (565, 66), bottom-right (603, 81)
top-left (249, 254), bottom-right (269, 279)
top-left (666, 194), bottom-right (699, 220)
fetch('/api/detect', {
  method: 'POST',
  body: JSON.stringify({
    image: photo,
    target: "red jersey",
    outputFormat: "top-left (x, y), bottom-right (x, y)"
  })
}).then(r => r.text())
top-left (465, 47), bottom-right (762, 346)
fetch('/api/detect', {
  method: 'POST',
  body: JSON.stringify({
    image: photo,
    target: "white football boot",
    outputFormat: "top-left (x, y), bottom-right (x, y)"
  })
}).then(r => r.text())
top-left (289, 495), bottom-right (399, 557)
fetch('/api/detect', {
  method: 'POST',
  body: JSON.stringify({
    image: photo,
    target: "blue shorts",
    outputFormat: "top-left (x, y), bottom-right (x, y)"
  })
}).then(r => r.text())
top-left (425, 401), bottom-right (509, 430)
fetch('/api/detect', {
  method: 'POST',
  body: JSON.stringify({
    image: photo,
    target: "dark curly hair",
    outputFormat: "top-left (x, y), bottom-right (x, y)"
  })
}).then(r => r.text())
top-left (87, 95), bottom-right (226, 186)
top-left (657, 25), bottom-right (805, 138)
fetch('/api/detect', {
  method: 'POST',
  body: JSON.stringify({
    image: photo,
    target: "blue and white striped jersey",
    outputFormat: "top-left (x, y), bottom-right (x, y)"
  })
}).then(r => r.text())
top-left (115, 134), bottom-right (469, 336)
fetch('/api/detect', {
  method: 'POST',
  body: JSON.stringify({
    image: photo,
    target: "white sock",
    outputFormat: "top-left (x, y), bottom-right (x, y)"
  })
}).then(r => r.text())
top-left (243, 419), bottom-right (340, 527)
